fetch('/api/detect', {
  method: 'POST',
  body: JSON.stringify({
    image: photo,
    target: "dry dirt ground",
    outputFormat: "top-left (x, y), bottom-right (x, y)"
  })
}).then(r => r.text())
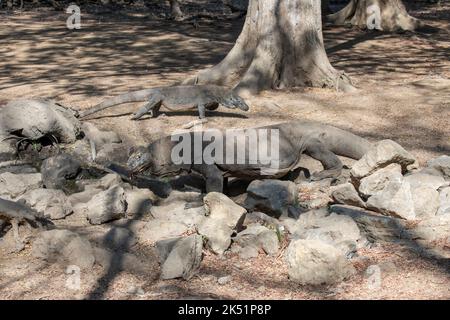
top-left (0, 2), bottom-right (449, 300)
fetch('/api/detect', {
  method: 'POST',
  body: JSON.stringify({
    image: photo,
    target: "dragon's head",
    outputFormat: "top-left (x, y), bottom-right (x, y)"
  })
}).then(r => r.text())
top-left (127, 137), bottom-right (183, 177)
top-left (221, 91), bottom-right (250, 111)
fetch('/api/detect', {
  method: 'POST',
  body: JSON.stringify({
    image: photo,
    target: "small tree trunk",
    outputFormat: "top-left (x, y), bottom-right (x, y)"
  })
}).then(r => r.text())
top-left (186, 0), bottom-right (354, 95)
top-left (168, 0), bottom-right (184, 20)
top-left (327, 0), bottom-right (421, 31)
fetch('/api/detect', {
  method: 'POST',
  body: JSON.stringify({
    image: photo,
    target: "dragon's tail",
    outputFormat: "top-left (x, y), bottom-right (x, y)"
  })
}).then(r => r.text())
top-left (78, 89), bottom-right (154, 118)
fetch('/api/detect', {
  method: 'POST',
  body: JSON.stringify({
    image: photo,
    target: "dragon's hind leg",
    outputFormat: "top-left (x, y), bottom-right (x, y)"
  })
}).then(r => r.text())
top-left (131, 96), bottom-right (162, 120)
top-left (304, 138), bottom-right (343, 181)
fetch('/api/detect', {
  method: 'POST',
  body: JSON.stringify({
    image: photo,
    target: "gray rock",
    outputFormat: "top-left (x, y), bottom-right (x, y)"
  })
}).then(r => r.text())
top-left (292, 210), bottom-right (361, 256)
top-left (358, 163), bottom-right (403, 198)
top-left (0, 99), bottom-right (81, 143)
top-left (437, 187), bottom-right (450, 216)
top-left (138, 219), bottom-right (189, 243)
top-left (32, 229), bottom-right (95, 269)
top-left (232, 224), bottom-right (279, 258)
top-left (404, 172), bottom-right (447, 190)
top-left (331, 183), bottom-right (366, 207)
top-left (85, 185), bottom-right (126, 225)
top-left (366, 181), bottom-right (415, 220)
top-left (19, 188), bottom-right (73, 220)
top-left (150, 201), bottom-right (205, 228)
top-left (413, 214), bottom-right (450, 241)
top-left (285, 239), bottom-right (355, 285)
top-left (244, 180), bottom-right (297, 218)
top-left (233, 244), bottom-right (259, 259)
top-left (0, 172), bottom-right (42, 199)
top-left (160, 234), bottom-right (203, 280)
top-left (0, 137), bottom-right (16, 162)
top-left (198, 192), bottom-right (247, 255)
top-left (41, 154), bottom-right (81, 190)
top-left (159, 190), bottom-right (203, 205)
top-left (156, 237), bottom-right (182, 264)
top-left (410, 185), bottom-right (439, 219)
top-left (244, 211), bottom-right (281, 229)
top-left (330, 205), bottom-right (409, 242)
top-left (125, 187), bottom-right (156, 216)
top-left (351, 140), bottom-right (417, 179)
top-left (296, 179), bottom-right (333, 211)
top-left (426, 155), bottom-right (450, 180)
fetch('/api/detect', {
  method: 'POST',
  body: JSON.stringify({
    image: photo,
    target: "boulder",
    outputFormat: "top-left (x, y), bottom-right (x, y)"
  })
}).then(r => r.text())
top-left (426, 155), bottom-right (450, 180)
top-left (41, 154), bottom-right (81, 190)
top-left (124, 187), bottom-right (156, 216)
top-left (32, 229), bottom-right (95, 269)
top-left (198, 192), bottom-right (247, 255)
top-left (85, 185), bottom-right (126, 225)
top-left (285, 239), bottom-right (355, 285)
top-left (0, 136), bottom-right (16, 162)
top-left (291, 210), bottom-right (362, 256)
top-left (244, 179), bottom-right (297, 218)
top-left (296, 179), bottom-right (333, 211)
top-left (410, 185), bottom-right (439, 219)
top-left (331, 183), bottom-right (366, 208)
top-left (412, 214), bottom-right (450, 241)
top-left (404, 172), bottom-right (447, 190)
top-left (150, 201), bottom-right (205, 228)
top-left (330, 205), bottom-right (409, 242)
top-left (232, 224), bottom-right (279, 259)
top-left (137, 219), bottom-right (190, 243)
top-left (159, 235), bottom-right (203, 280)
top-left (350, 140), bottom-right (417, 179)
top-left (0, 99), bottom-right (81, 143)
top-left (358, 163), bottom-right (403, 198)
top-left (437, 187), bottom-right (450, 216)
top-left (366, 181), bottom-right (415, 220)
top-left (19, 188), bottom-right (73, 220)
top-left (0, 172), bottom-right (42, 199)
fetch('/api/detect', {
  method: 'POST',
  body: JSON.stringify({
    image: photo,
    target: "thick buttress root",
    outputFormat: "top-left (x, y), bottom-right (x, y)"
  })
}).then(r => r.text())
top-left (327, 0), bottom-right (422, 32)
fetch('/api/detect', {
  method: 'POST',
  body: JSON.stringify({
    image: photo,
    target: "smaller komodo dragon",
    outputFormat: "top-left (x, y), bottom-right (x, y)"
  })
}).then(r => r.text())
top-left (127, 120), bottom-right (373, 193)
top-left (77, 85), bottom-right (250, 129)
top-left (0, 198), bottom-right (52, 252)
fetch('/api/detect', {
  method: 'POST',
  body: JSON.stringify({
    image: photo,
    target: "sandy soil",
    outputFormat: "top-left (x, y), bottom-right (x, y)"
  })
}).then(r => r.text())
top-left (0, 2), bottom-right (449, 300)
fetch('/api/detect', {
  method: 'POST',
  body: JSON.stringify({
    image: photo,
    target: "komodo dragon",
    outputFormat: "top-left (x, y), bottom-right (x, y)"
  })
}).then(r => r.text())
top-left (78, 85), bottom-right (250, 129)
top-left (126, 120), bottom-right (372, 193)
top-left (0, 198), bottom-right (51, 252)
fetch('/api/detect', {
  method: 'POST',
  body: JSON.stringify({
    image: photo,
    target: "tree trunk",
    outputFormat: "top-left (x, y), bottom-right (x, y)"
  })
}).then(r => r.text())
top-left (327, 0), bottom-right (421, 31)
top-left (168, 0), bottom-right (183, 20)
top-left (185, 0), bottom-right (354, 95)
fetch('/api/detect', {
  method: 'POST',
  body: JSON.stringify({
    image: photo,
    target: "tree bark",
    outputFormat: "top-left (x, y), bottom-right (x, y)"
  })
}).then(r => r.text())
top-left (168, 0), bottom-right (183, 20)
top-left (185, 0), bottom-right (354, 95)
top-left (327, 0), bottom-right (422, 31)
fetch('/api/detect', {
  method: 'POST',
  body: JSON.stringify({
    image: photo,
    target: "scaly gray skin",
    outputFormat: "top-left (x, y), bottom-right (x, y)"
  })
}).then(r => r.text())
top-left (127, 120), bottom-right (372, 193)
top-left (0, 198), bottom-right (50, 252)
top-left (77, 85), bottom-right (250, 124)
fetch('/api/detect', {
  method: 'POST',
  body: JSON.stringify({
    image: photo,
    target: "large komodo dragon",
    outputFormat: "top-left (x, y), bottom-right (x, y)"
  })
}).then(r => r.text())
top-left (127, 120), bottom-right (372, 193)
top-left (0, 198), bottom-right (51, 252)
top-left (78, 85), bottom-right (250, 129)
